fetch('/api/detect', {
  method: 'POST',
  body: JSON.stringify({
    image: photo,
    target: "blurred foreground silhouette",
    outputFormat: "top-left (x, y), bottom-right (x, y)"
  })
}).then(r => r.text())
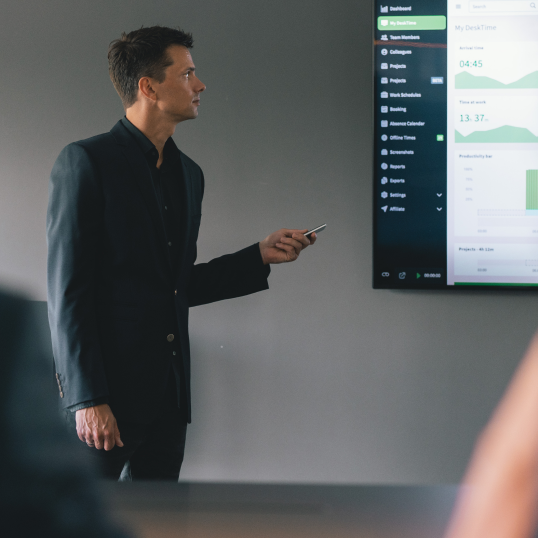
top-left (444, 332), bottom-right (538, 538)
top-left (0, 290), bottom-right (130, 538)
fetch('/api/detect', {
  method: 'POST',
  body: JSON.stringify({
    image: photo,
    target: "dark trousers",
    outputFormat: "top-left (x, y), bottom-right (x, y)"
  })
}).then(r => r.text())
top-left (65, 405), bottom-right (188, 481)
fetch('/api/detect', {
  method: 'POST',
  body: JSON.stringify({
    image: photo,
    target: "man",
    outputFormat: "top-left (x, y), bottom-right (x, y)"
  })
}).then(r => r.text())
top-left (47, 26), bottom-right (316, 481)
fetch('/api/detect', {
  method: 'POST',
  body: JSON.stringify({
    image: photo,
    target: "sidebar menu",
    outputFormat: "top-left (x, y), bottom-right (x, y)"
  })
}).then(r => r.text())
top-left (373, 0), bottom-right (448, 289)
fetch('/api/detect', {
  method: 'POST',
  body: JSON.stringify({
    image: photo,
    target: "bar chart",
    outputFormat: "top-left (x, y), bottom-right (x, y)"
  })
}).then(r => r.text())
top-left (527, 170), bottom-right (538, 213)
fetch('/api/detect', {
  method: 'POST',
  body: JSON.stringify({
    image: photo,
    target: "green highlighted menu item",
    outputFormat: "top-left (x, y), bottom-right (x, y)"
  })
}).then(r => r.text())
top-left (526, 170), bottom-right (538, 211)
top-left (377, 16), bottom-right (446, 31)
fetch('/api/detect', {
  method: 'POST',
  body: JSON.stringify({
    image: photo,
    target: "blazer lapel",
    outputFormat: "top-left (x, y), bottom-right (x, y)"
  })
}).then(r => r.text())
top-left (179, 151), bottom-right (194, 254)
top-left (172, 149), bottom-right (195, 284)
top-left (160, 140), bottom-right (192, 282)
top-left (164, 141), bottom-right (186, 235)
top-left (110, 121), bottom-right (170, 271)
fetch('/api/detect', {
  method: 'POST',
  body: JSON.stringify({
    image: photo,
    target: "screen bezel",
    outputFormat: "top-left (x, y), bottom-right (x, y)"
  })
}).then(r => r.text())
top-left (371, 0), bottom-right (538, 291)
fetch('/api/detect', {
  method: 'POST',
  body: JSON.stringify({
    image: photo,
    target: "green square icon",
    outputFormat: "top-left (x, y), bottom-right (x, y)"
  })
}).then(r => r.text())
top-left (437, 134), bottom-right (444, 142)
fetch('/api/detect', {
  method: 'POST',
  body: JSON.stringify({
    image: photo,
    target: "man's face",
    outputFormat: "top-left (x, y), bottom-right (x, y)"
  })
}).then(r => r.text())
top-left (153, 45), bottom-right (206, 122)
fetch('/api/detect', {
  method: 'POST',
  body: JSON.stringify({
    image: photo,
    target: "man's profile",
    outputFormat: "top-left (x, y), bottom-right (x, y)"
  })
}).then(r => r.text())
top-left (47, 25), bottom-right (316, 481)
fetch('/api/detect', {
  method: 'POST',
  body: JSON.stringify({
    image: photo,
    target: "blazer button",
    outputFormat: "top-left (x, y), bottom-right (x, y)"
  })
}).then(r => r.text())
top-left (174, 289), bottom-right (177, 295)
top-left (167, 334), bottom-right (175, 342)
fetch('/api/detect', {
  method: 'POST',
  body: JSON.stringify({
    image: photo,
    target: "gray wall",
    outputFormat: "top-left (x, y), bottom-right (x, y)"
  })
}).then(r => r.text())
top-left (2, 0), bottom-right (536, 483)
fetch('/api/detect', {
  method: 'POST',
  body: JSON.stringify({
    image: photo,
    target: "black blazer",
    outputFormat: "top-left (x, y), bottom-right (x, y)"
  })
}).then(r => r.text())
top-left (47, 120), bottom-right (269, 423)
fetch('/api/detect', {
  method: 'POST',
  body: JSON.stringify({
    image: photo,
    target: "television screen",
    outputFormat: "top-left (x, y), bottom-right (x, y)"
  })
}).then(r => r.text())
top-left (373, 0), bottom-right (538, 289)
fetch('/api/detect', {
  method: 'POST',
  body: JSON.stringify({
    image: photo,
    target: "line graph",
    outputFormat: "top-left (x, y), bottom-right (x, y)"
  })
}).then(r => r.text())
top-left (455, 95), bottom-right (538, 142)
top-left (455, 41), bottom-right (538, 90)
top-left (456, 71), bottom-right (538, 90)
top-left (456, 125), bottom-right (538, 143)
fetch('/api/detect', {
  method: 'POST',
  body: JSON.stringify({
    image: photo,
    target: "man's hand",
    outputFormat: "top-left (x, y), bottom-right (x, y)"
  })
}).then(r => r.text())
top-left (259, 228), bottom-right (317, 265)
top-left (75, 404), bottom-right (123, 451)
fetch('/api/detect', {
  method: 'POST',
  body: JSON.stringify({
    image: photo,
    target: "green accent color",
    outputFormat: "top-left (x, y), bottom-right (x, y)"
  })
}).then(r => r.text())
top-left (456, 70), bottom-right (538, 90)
top-left (416, 273), bottom-right (421, 279)
top-left (437, 134), bottom-right (444, 141)
top-left (527, 170), bottom-right (538, 210)
top-left (455, 282), bottom-right (538, 287)
top-left (455, 126), bottom-right (538, 144)
top-left (377, 16), bottom-right (447, 31)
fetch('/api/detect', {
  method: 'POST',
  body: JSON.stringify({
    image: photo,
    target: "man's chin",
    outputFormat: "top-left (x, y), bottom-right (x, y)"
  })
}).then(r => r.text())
top-left (175, 111), bottom-right (199, 123)
top-left (187, 107), bottom-right (199, 119)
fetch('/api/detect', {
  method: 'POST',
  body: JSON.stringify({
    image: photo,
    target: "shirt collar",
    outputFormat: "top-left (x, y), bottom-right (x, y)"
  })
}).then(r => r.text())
top-left (120, 116), bottom-right (181, 169)
top-left (121, 116), bottom-right (155, 155)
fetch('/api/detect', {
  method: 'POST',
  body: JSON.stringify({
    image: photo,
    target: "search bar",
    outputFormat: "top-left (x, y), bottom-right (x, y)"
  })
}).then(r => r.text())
top-left (469, 1), bottom-right (538, 12)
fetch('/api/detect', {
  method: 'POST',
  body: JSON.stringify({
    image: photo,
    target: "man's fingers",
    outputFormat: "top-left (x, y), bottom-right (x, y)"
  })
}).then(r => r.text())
top-left (93, 430), bottom-right (104, 450)
top-left (277, 228), bottom-right (306, 239)
top-left (260, 228), bottom-right (316, 265)
top-left (75, 404), bottom-right (122, 450)
top-left (103, 429), bottom-right (116, 451)
top-left (281, 237), bottom-right (306, 255)
top-left (276, 242), bottom-right (296, 254)
top-left (83, 428), bottom-right (95, 447)
top-left (290, 233), bottom-right (311, 248)
top-left (276, 243), bottom-right (298, 261)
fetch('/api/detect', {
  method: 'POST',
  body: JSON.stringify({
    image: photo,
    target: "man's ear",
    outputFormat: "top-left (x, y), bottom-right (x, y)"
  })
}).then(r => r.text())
top-left (138, 77), bottom-right (157, 103)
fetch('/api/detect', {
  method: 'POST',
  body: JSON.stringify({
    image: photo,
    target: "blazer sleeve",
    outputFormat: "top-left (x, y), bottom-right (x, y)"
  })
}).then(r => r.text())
top-left (46, 143), bottom-right (108, 408)
top-left (187, 243), bottom-right (271, 307)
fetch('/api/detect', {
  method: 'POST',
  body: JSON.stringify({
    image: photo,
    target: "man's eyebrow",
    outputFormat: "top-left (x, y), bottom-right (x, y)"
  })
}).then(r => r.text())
top-left (185, 67), bottom-right (196, 73)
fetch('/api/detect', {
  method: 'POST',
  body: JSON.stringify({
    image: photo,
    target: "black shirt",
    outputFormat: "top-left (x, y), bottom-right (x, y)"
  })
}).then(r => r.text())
top-left (120, 117), bottom-right (183, 277)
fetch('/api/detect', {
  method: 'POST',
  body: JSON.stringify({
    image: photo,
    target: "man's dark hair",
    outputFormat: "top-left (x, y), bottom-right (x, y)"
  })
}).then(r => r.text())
top-left (108, 26), bottom-right (194, 109)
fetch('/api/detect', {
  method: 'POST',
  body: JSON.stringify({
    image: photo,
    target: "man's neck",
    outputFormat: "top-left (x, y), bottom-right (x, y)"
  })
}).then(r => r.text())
top-left (125, 108), bottom-right (176, 157)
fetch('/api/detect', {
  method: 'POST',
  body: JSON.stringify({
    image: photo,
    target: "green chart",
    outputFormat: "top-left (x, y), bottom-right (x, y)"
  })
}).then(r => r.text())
top-left (456, 126), bottom-right (538, 144)
top-left (527, 171), bottom-right (538, 211)
top-left (456, 71), bottom-right (538, 90)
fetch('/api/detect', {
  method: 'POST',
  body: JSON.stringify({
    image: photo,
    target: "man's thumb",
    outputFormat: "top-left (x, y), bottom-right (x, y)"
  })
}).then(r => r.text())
top-left (115, 424), bottom-right (124, 447)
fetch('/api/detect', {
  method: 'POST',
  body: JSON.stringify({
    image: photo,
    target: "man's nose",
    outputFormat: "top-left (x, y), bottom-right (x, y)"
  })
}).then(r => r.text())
top-left (195, 76), bottom-right (206, 93)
